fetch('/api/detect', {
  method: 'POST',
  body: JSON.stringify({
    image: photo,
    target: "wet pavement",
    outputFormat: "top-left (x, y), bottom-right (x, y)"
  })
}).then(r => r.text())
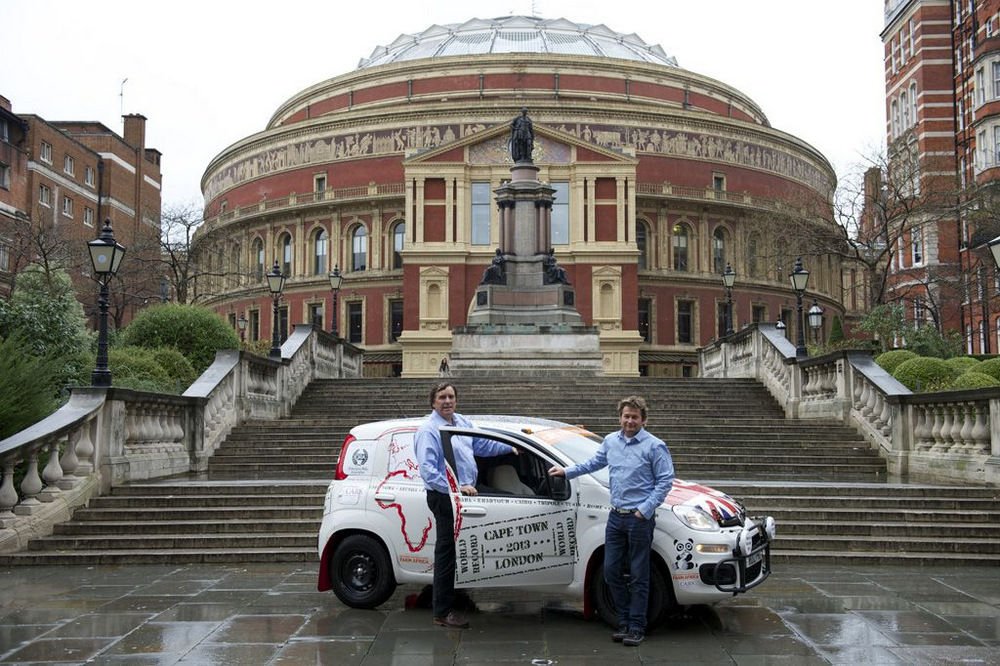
top-left (1, 562), bottom-right (998, 665)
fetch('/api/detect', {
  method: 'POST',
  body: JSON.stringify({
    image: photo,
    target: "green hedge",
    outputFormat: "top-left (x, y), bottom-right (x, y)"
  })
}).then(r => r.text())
top-left (950, 371), bottom-right (1000, 390)
top-left (976, 357), bottom-right (1000, 381)
top-left (892, 357), bottom-right (959, 392)
top-left (119, 304), bottom-right (239, 373)
top-left (944, 357), bottom-right (981, 374)
top-left (874, 349), bottom-right (918, 374)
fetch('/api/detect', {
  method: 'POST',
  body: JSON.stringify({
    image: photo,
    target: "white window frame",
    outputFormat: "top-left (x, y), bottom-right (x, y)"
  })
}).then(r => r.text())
top-left (900, 91), bottom-right (910, 129)
top-left (909, 82), bottom-right (917, 125)
top-left (0, 243), bottom-right (8, 271)
top-left (40, 141), bottom-right (52, 163)
top-left (911, 227), bottom-right (923, 265)
top-left (63, 155), bottom-right (74, 176)
top-left (891, 100), bottom-right (900, 138)
top-left (909, 18), bottom-right (916, 55)
top-left (83, 207), bottom-right (94, 227)
top-left (85, 165), bottom-right (95, 187)
top-left (39, 183), bottom-right (51, 206)
top-left (977, 67), bottom-right (986, 106)
top-left (62, 196), bottom-right (73, 218)
top-left (0, 162), bottom-right (9, 189)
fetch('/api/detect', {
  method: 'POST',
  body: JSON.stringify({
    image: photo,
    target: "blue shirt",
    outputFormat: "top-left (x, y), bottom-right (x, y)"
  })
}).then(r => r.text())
top-left (564, 427), bottom-right (674, 519)
top-left (414, 411), bottom-right (515, 493)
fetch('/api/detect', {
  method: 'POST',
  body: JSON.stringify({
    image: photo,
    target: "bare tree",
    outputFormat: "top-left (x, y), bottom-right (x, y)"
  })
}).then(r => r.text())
top-left (128, 203), bottom-right (238, 306)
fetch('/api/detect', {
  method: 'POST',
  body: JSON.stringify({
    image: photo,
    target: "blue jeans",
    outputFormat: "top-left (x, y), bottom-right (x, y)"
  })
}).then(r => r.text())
top-left (604, 510), bottom-right (655, 633)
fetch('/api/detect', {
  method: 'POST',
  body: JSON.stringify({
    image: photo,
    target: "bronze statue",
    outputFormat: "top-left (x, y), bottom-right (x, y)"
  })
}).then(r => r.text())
top-left (480, 248), bottom-right (507, 285)
top-left (510, 108), bottom-right (534, 163)
top-left (542, 248), bottom-right (570, 285)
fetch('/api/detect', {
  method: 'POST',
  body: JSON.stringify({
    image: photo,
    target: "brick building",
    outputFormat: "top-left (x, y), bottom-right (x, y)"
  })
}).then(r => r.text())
top-left (0, 94), bottom-right (162, 326)
top-left (882, 0), bottom-right (1000, 353)
top-left (193, 16), bottom-right (843, 376)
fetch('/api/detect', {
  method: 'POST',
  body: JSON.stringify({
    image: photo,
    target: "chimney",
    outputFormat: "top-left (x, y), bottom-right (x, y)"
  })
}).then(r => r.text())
top-left (0, 95), bottom-right (11, 112)
top-left (122, 113), bottom-right (146, 149)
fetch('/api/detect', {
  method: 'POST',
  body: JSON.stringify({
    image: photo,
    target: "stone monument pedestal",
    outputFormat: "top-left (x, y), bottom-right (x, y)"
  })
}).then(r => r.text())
top-left (450, 324), bottom-right (602, 377)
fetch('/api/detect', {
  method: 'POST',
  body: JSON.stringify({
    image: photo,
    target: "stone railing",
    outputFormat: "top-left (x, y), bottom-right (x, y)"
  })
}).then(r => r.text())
top-left (0, 325), bottom-right (362, 552)
top-left (700, 324), bottom-right (999, 486)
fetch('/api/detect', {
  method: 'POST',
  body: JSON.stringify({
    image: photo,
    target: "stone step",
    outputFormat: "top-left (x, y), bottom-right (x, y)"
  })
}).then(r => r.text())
top-left (54, 519), bottom-right (318, 535)
top-left (768, 549), bottom-right (1000, 566)
top-left (71, 506), bottom-right (323, 521)
top-left (708, 482), bottom-right (999, 498)
top-left (775, 520), bottom-right (1000, 538)
top-left (86, 494), bottom-right (325, 508)
top-left (0, 548), bottom-right (317, 566)
top-left (27, 533), bottom-right (317, 551)
top-left (770, 534), bottom-right (1000, 555)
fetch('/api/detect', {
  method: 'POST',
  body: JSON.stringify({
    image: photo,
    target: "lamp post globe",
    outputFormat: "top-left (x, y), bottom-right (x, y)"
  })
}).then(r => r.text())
top-left (88, 219), bottom-right (126, 387)
top-left (789, 257), bottom-right (810, 359)
top-left (328, 265), bottom-right (343, 337)
top-left (808, 300), bottom-right (824, 345)
top-left (237, 314), bottom-right (248, 344)
top-left (266, 261), bottom-right (286, 360)
top-left (722, 262), bottom-right (736, 336)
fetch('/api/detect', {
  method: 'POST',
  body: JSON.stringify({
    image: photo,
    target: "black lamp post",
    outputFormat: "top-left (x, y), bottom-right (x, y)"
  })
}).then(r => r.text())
top-left (237, 314), bottom-right (247, 345)
top-left (722, 262), bottom-right (736, 336)
top-left (808, 300), bottom-right (824, 346)
top-left (328, 264), bottom-right (343, 337)
top-left (789, 257), bottom-right (810, 359)
top-left (266, 261), bottom-right (286, 360)
top-left (87, 219), bottom-right (126, 387)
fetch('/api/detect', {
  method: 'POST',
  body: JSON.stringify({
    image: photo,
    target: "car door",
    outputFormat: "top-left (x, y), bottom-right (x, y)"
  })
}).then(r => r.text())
top-left (369, 427), bottom-right (437, 577)
top-left (440, 427), bottom-right (578, 588)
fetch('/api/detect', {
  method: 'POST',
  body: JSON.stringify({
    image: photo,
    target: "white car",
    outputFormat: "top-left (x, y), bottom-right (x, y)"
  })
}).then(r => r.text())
top-left (317, 416), bottom-right (775, 626)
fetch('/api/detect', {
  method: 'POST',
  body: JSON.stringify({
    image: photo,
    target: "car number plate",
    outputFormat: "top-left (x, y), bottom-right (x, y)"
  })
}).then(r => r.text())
top-left (747, 550), bottom-right (762, 567)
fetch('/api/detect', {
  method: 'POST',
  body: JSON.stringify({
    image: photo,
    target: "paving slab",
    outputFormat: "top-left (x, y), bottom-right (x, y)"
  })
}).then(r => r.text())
top-left (0, 563), bottom-right (998, 664)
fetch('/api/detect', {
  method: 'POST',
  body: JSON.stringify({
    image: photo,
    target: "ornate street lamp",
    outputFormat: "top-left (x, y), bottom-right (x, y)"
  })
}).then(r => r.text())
top-left (328, 264), bottom-right (343, 337)
top-left (237, 314), bottom-right (247, 344)
top-left (266, 261), bottom-right (286, 360)
top-left (808, 299), bottom-right (825, 345)
top-left (722, 262), bottom-right (736, 336)
top-left (789, 257), bottom-right (810, 359)
top-left (988, 235), bottom-right (1000, 269)
top-left (87, 219), bottom-right (126, 387)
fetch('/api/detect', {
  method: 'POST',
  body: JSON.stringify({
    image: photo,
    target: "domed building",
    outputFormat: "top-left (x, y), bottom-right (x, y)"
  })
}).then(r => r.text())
top-left (194, 16), bottom-right (842, 377)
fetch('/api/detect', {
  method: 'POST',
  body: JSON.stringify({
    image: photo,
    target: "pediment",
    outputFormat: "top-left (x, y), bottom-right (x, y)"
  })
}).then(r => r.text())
top-left (404, 121), bottom-right (637, 166)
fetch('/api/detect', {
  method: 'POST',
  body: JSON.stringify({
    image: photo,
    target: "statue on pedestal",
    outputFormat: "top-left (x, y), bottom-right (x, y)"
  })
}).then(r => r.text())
top-left (542, 248), bottom-right (570, 285)
top-left (510, 108), bottom-right (534, 163)
top-left (480, 248), bottom-right (507, 285)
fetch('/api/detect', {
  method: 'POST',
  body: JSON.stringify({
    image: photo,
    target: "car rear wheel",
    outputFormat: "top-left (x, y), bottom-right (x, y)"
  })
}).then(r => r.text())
top-left (330, 534), bottom-right (397, 609)
top-left (589, 559), bottom-right (675, 628)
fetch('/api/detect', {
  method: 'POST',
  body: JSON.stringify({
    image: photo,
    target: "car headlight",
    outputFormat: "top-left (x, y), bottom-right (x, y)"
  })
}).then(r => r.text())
top-left (672, 504), bottom-right (720, 531)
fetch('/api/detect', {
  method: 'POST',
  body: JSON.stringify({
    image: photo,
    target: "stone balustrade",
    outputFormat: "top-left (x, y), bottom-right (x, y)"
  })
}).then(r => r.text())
top-left (701, 324), bottom-right (1000, 486)
top-left (0, 325), bottom-right (362, 553)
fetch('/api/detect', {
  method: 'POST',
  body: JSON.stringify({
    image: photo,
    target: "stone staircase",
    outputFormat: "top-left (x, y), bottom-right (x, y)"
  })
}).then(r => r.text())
top-left (3, 377), bottom-right (998, 566)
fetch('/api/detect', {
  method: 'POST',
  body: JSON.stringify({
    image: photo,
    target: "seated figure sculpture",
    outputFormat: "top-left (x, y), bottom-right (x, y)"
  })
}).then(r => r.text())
top-left (542, 248), bottom-right (570, 285)
top-left (480, 248), bottom-right (507, 285)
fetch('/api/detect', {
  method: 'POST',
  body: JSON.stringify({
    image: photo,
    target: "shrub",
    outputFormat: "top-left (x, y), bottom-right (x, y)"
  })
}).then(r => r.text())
top-left (108, 346), bottom-right (173, 392)
top-left (119, 304), bottom-right (239, 373)
top-left (874, 349), bottom-right (918, 374)
top-left (150, 347), bottom-right (198, 389)
top-left (950, 371), bottom-right (1000, 391)
top-left (944, 357), bottom-right (981, 374)
top-left (976, 357), bottom-right (1000, 381)
top-left (892, 357), bottom-right (960, 392)
top-left (0, 334), bottom-right (64, 439)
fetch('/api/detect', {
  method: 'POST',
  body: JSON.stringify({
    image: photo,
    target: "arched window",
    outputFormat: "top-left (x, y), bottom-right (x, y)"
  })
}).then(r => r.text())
top-left (230, 244), bottom-right (241, 288)
top-left (252, 238), bottom-right (264, 281)
top-left (672, 223), bottom-right (689, 271)
top-left (712, 227), bottom-right (727, 274)
top-left (392, 221), bottom-right (405, 270)
top-left (280, 233), bottom-right (293, 276)
top-left (636, 221), bottom-right (649, 270)
top-left (747, 234), bottom-right (759, 278)
top-left (313, 228), bottom-right (328, 275)
top-left (352, 225), bottom-right (367, 272)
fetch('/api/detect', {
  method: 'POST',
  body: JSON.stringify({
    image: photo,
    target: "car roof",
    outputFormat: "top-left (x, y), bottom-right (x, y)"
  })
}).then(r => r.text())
top-left (350, 415), bottom-right (587, 439)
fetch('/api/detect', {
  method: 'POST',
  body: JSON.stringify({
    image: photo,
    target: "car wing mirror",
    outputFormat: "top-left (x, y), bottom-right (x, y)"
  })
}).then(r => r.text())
top-left (550, 475), bottom-right (570, 501)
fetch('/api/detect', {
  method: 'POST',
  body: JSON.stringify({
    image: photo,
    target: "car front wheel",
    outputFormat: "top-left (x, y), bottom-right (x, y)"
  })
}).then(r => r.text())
top-left (589, 559), bottom-right (675, 628)
top-left (330, 534), bottom-right (397, 609)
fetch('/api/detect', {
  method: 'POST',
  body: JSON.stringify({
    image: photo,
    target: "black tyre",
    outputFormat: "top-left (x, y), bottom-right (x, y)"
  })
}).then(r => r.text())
top-left (330, 534), bottom-right (397, 609)
top-left (589, 557), bottom-right (675, 628)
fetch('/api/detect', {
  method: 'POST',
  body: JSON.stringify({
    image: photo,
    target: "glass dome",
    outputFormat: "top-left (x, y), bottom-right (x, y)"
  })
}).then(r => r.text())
top-left (358, 16), bottom-right (678, 69)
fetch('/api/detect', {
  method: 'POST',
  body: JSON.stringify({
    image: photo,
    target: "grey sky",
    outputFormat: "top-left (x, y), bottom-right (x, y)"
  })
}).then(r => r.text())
top-left (2, 0), bottom-right (886, 207)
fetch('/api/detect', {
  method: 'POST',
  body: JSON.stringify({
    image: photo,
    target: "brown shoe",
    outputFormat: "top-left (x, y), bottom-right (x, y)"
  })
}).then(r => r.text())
top-left (433, 611), bottom-right (470, 629)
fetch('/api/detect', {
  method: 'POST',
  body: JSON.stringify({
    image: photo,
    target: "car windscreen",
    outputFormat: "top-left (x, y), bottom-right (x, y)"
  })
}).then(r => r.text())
top-left (527, 425), bottom-right (610, 487)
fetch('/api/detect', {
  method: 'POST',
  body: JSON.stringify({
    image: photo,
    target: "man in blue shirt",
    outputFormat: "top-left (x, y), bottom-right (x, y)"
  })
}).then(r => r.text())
top-left (549, 395), bottom-right (674, 647)
top-left (415, 381), bottom-right (517, 629)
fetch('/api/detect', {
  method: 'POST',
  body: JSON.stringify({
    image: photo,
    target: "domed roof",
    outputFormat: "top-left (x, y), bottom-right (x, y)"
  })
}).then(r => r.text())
top-left (358, 16), bottom-right (678, 69)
